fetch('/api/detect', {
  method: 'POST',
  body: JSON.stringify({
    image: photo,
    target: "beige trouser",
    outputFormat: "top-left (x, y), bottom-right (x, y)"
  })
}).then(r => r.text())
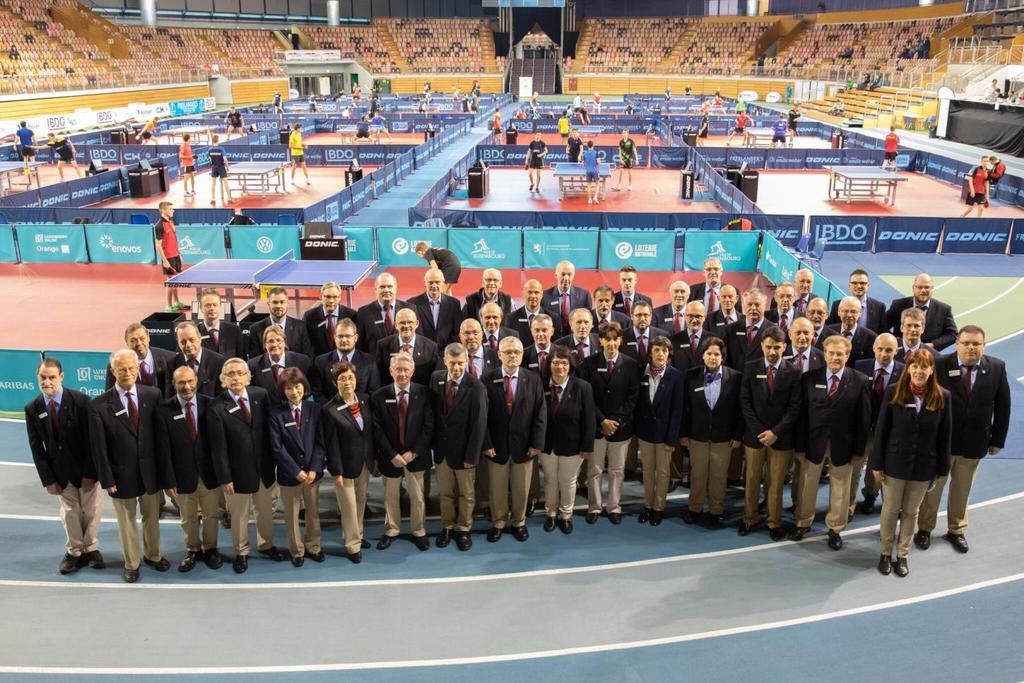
top-left (744, 446), bottom-right (794, 529)
top-left (796, 449), bottom-right (852, 531)
top-left (488, 458), bottom-right (535, 528)
top-left (587, 438), bottom-right (629, 514)
top-left (436, 460), bottom-right (476, 532)
top-left (383, 469), bottom-right (426, 538)
top-left (848, 435), bottom-right (879, 516)
top-left (225, 480), bottom-right (276, 556)
top-left (688, 441), bottom-right (732, 515)
top-left (177, 481), bottom-right (221, 551)
top-left (58, 483), bottom-right (102, 555)
top-left (333, 469), bottom-right (368, 554)
top-left (110, 493), bottom-right (162, 570)
top-left (638, 440), bottom-right (673, 511)
top-left (879, 477), bottom-right (929, 558)
top-left (541, 452), bottom-right (583, 519)
top-left (281, 481), bottom-right (322, 557)
top-left (918, 455), bottom-right (981, 535)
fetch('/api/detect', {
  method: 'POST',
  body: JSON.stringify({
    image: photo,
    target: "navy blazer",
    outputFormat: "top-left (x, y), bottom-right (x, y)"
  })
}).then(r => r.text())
top-left (323, 394), bottom-right (375, 479)
top-left (355, 300), bottom-right (413, 354)
top-left (407, 292), bottom-right (464, 347)
top-left (783, 346), bottom-right (826, 374)
top-left (633, 365), bottom-right (685, 445)
top-left (620, 326), bottom-right (671, 371)
top-left (935, 353), bottom-right (1011, 459)
top-left (738, 358), bottom-right (803, 450)
top-left (651, 303), bottom-right (687, 332)
top-left (886, 296), bottom-right (958, 351)
top-left (682, 365), bottom-right (743, 443)
top-left (579, 353), bottom-right (640, 442)
top-left (375, 334), bottom-right (439, 387)
top-left (206, 387), bottom-right (273, 494)
top-left (430, 371), bottom-right (488, 468)
top-left (613, 290), bottom-right (653, 315)
top-left (248, 315), bottom-right (315, 359)
top-left (171, 349), bottom-right (226, 399)
top-left (247, 351), bottom-right (312, 404)
top-left (269, 401), bottom-right (326, 485)
top-left (303, 303), bottom-right (357, 358)
top-left (853, 358), bottom-right (905, 426)
top-left (88, 385), bottom-right (163, 498)
top-left (481, 368), bottom-right (548, 465)
top-left (797, 367), bottom-right (872, 466)
top-left (669, 328), bottom-right (718, 375)
top-left (870, 385), bottom-right (952, 481)
top-left (543, 377), bottom-right (596, 456)
top-left (541, 286), bottom-right (594, 324)
top-left (463, 289), bottom-right (513, 323)
top-left (25, 389), bottom-right (94, 489)
top-left (725, 319), bottom-right (779, 370)
top-left (819, 324), bottom-right (877, 366)
top-left (154, 394), bottom-right (217, 494)
top-left (372, 383), bottom-right (434, 477)
top-left (509, 306), bottom-right (562, 343)
top-left (311, 348), bottom-right (380, 404)
top-left (104, 346), bottom-right (177, 396)
top-left (198, 320), bottom-right (243, 360)
top-left (827, 296), bottom-right (887, 335)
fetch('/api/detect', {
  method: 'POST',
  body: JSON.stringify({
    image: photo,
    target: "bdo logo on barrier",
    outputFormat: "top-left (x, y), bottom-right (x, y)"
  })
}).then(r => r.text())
top-left (256, 237), bottom-right (275, 254)
top-left (325, 149), bottom-right (355, 162)
top-left (814, 222), bottom-right (872, 248)
top-left (90, 148), bottom-right (118, 162)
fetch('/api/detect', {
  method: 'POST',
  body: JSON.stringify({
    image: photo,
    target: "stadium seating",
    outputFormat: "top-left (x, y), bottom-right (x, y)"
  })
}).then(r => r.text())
top-left (303, 25), bottom-right (397, 73)
top-left (570, 17), bottom-right (690, 74)
top-left (381, 18), bottom-right (498, 73)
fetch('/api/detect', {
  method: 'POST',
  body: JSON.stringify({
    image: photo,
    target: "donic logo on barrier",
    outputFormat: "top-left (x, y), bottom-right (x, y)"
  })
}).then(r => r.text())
top-left (877, 231), bottom-right (938, 241)
top-left (944, 231), bottom-right (1007, 242)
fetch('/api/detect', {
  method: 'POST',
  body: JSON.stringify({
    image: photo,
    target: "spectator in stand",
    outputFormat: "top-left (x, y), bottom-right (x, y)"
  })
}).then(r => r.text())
top-left (8, 44), bottom-right (19, 60)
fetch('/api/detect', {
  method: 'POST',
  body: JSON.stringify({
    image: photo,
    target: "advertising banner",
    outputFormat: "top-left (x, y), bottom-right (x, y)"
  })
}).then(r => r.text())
top-left (941, 218), bottom-right (1011, 254)
top-left (375, 228), bottom-right (446, 267)
top-left (809, 215), bottom-right (876, 252)
top-left (448, 228), bottom-right (523, 269)
top-left (523, 229), bottom-right (598, 269)
top-left (168, 98), bottom-right (208, 117)
top-left (342, 226), bottom-right (375, 261)
top-left (0, 349), bottom-right (42, 412)
top-left (538, 211), bottom-right (603, 230)
top-left (228, 226), bottom-right (301, 260)
top-left (758, 232), bottom-right (800, 285)
top-left (17, 224), bottom-right (89, 263)
top-left (0, 224), bottom-right (16, 262)
top-left (177, 226), bottom-right (227, 261)
top-left (874, 217), bottom-right (943, 253)
top-left (599, 230), bottom-right (675, 271)
top-left (682, 231), bottom-right (760, 271)
top-left (84, 224), bottom-right (155, 264)
top-left (42, 350), bottom-right (109, 400)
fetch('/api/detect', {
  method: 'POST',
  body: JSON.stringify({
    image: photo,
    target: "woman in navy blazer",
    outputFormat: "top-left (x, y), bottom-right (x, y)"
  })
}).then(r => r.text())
top-left (268, 367), bottom-right (325, 567)
top-left (633, 336), bottom-right (685, 526)
top-left (322, 359), bottom-right (375, 564)
top-left (681, 337), bottom-right (742, 527)
top-left (870, 349), bottom-right (951, 578)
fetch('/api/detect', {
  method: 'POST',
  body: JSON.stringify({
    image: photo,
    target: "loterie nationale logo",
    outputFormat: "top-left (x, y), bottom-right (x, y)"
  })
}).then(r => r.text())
top-left (256, 237), bottom-right (274, 254)
top-left (392, 238), bottom-right (409, 255)
top-left (615, 242), bottom-right (633, 259)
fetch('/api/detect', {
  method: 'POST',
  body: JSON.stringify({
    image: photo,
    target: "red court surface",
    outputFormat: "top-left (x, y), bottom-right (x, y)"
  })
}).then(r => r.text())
top-left (305, 132), bottom-right (426, 145)
top-left (753, 170), bottom-right (1024, 218)
top-left (443, 168), bottom-right (720, 213)
top-left (89, 165), bottom-right (376, 211)
top-left (0, 264), bottom-right (760, 352)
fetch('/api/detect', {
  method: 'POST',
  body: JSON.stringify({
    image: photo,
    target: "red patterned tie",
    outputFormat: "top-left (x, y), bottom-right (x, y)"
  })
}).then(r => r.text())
top-left (326, 314), bottom-right (336, 350)
top-left (690, 334), bottom-right (698, 355)
top-left (294, 406), bottom-right (302, 431)
top-left (126, 392), bottom-right (139, 428)
top-left (272, 364), bottom-right (281, 384)
top-left (624, 296), bottom-right (632, 316)
top-left (961, 365), bottom-right (972, 396)
top-left (140, 360), bottom-right (154, 386)
top-left (796, 352), bottom-right (805, 373)
top-left (746, 325), bottom-right (756, 348)
top-left (874, 367), bottom-right (886, 398)
top-left (780, 314), bottom-right (788, 332)
top-left (209, 328), bottom-right (220, 352)
top-left (552, 384), bottom-right (562, 413)
top-left (828, 374), bottom-right (839, 399)
top-left (539, 351), bottom-right (548, 372)
top-left (707, 287), bottom-right (717, 314)
top-left (397, 390), bottom-right (408, 447)
top-left (767, 364), bottom-right (775, 395)
top-left (674, 312), bottom-right (682, 334)
top-left (560, 292), bottom-right (570, 330)
top-left (577, 342), bottom-right (586, 364)
top-left (384, 306), bottom-right (394, 335)
top-left (504, 375), bottom-right (514, 415)
top-left (469, 357), bottom-right (478, 378)
top-left (185, 400), bottom-right (197, 440)
top-left (489, 335), bottom-right (498, 351)
top-left (637, 335), bottom-right (647, 365)
top-left (238, 395), bottom-right (251, 424)
top-left (446, 380), bottom-right (457, 411)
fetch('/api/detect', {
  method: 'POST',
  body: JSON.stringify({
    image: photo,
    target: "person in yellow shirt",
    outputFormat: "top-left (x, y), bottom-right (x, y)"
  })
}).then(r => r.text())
top-left (288, 123), bottom-right (310, 186)
top-left (557, 114), bottom-right (570, 141)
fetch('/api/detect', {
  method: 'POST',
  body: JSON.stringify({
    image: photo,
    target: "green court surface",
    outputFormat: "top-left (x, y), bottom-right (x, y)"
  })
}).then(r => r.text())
top-left (881, 275), bottom-right (1024, 341)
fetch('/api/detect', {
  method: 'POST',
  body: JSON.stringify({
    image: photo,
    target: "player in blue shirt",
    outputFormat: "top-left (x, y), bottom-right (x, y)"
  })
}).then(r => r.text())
top-left (771, 115), bottom-right (788, 149)
top-left (370, 112), bottom-right (389, 142)
top-left (15, 121), bottom-right (36, 161)
top-left (207, 134), bottom-right (232, 206)
top-left (582, 140), bottom-right (601, 205)
top-left (273, 91), bottom-right (283, 115)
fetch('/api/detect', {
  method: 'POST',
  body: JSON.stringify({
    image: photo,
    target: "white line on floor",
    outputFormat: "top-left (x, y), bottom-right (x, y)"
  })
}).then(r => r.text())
top-left (932, 275), bottom-right (959, 291)
top-left (958, 277), bottom-right (1024, 317)
top-left (987, 328), bottom-right (1024, 347)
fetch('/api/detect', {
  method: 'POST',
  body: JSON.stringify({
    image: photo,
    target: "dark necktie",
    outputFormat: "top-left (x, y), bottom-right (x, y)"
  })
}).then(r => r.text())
top-left (188, 358), bottom-right (199, 374)
top-left (746, 325), bottom-right (757, 348)
top-left (272, 364), bottom-right (281, 384)
top-left (607, 359), bottom-right (615, 374)
top-left (637, 335), bottom-right (647, 365)
top-left (828, 375), bottom-right (839, 399)
top-left (238, 395), bottom-right (251, 424)
top-left (796, 298), bottom-right (807, 315)
top-left (326, 314), bottom-right (336, 349)
top-left (624, 296), bottom-right (632, 316)
top-left (446, 380), bottom-right (457, 412)
top-left (843, 329), bottom-right (853, 339)
top-left (961, 365), bottom-right (973, 396)
top-left (126, 392), bottom-right (139, 428)
top-left (874, 367), bottom-right (886, 399)
top-left (539, 351), bottom-right (548, 372)
top-left (294, 406), bottom-right (302, 431)
top-left (795, 352), bottom-right (805, 373)
top-left (552, 384), bottom-right (562, 413)
top-left (140, 360), bottom-right (154, 386)
top-left (690, 333), bottom-right (698, 355)
top-left (384, 306), bottom-right (394, 335)
top-left (780, 314), bottom-right (788, 332)
top-left (402, 343), bottom-right (411, 354)
top-left (560, 292), bottom-right (570, 329)
top-left (577, 342), bottom-right (586, 364)
top-left (707, 288), bottom-right (717, 314)
top-left (209, 328), bottom-right (220, 352)
top-left (504, 375), bottom-right (514, 415)
top-left (489, 335), bottom-right (498, 351)
top-left (674, 312), bottom-right (683, 334)
top-left (397, 390), bottom-right (408, 447)
top-left (469, 357), bottom-right (478, 378)
top-left (185, 400), bottom-right (197, 440)
top-left (767, 365), bottom-right (775, 395)
top-left (48, 399), bottom-right (60, 438)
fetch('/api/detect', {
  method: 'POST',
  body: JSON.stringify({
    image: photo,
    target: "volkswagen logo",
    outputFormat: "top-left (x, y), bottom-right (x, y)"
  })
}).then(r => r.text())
top-left (256, 237), bottom-right (274, 254)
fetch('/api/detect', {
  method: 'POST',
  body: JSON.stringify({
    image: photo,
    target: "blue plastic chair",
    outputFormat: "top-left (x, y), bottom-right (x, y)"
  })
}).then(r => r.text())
top-left (799, 237), bottom-right (827, 266)
top-left (791, 232), bottom-right (811, 256)
top-left (130, 213), bottom-right (150, 225)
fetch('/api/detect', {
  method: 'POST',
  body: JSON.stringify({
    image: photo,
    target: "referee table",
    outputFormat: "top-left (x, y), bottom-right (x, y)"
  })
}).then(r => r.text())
top-left (0, 161), bottom-right (43, 197)
top-left (226, 161), bottom-right (290, 197)
top-left (552, 162), bottom-right (613, 199)
top-left (824, 165), bottom-right (908, 206)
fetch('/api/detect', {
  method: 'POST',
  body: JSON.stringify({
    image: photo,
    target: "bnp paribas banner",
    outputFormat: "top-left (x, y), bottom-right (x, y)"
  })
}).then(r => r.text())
top-left (16, 224), bottom-right (89, 263)
top-left (84, 224), bottom-right (156, 264)
top-left (375, 228), bottom-right (447, 267)
top-left (598, 230), bottom-right (675, 271)
top-left (42, 350), bottom-right (110, 400)
top-left (447, 229), bottom-right (522, 269)
top-left (682, 231), bottom-right (760, 272)
top-left (0, 349), bottom-right (42, 413)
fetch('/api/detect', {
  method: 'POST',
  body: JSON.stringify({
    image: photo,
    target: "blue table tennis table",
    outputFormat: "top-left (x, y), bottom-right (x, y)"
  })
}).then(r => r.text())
top-left (552, 162), bottom-right (613, 199)
top-left (824, 165), bottom-right (908, 205)
top-left (227, 161), bottom-right (290, 197)
top-left (0, 161), bottom-right (44, 198)
top-left (576, 126), bottom-right (604, 136)
top-left (165, 250), bottom-right (377, 313)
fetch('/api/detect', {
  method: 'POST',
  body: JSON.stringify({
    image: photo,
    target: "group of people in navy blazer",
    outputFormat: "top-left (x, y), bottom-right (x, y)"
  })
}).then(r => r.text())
top-left (25, 259), bottom-right (1010, 582)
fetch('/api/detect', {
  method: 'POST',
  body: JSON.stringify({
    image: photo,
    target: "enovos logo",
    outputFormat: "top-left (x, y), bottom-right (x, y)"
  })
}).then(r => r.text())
top-left (99, 234), bottom-right (142, 254)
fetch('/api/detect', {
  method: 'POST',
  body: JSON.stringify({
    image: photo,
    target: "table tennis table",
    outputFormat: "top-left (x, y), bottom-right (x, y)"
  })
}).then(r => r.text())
top-left (824, 165), bottom-right (908, 205)
top-left (226, 161), bottom-right (289, 197)
top-left (0, 161), bottom-right (44, 197)
top-left (162, 126), bottom-right (215, 146)
top-left (337, 125), bottom-right (383, 142)
top-left (576, 126), bottom-right (604, 136)
top-left (742, 128), bottom-right (783, 147)
top-left (165, 250), bottom-right (377, 314)
top-left (552, 162), bottom-right (613, 199)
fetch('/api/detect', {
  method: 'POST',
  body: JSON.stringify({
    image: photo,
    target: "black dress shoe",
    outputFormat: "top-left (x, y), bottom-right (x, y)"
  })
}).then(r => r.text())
top-left (486, 527), bottom-right (503, 543)
top-left (560, 518), bottom-right (574, 535)
top-left (377, 535), bottom-right (395, 550)
top-left (788, 526), bottom-right (810, 541)
top-left (857, 496), bottom-right (877, 515)
top-left (877, 554), bottom-right (893, 575)
top-left (143, 556), bottom-right (171, 572)
top-left (455, 532), bottom-right (473, 551)
top-left (436, 528), bottom-right (453, 548)
top-left (585, 511), bottom-right (599, 524)
top-left (204, 548), bottom-right (223, 570)
top-left (737, 522), bottom-right (752, 536)
top-left (608, 512), bottom-right (622, 525)
top-left (638, 508), bottom-right (651, 524)
top-left (307, 551), bottom-right (325, 563)
top-left (705, 513), bottom-right (724, 529)
top-left (259, 546), bottom-right (287, 562)
top-left (827, 529), bottom-right (843, 550)
top-left (914, 530), bottom-right (931, 550)
top-left (361, 540), bottom-right (371, 549)
top-left (122, 567), bottom-right (139, 583)
top-left (82, 550), bottom-right (105, 569)
top-left (544, 516), bottom-right (557, 532)
top-left (59, 553), bottom-right (80, 575)
top-left (894, 557), bottom-right (910, 577)
top-left (414, 536), bottom-right (430, 551)
top-left (291, 554), bottom-right (305, 567)
top-left (347, 551), bottom-right (362, 564)
top-left (512, 526), bottom-right (529, 542)
top-left (682, 510), bottom-right (697, 524)
top-left (650, 510), bottom-right (663, 527)
top-left (178, 551), bottom-right (199, 573)
top-left (769, 527), bottom-right (785, 541)
top-left (233, 555), bottom-right (248, 573)
top-left (945, 532), bottom-right (969, 553)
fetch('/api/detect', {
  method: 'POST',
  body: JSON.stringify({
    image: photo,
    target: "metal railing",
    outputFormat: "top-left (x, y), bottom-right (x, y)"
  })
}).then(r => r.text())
top-left (0, 68), bottom-right (212, 97)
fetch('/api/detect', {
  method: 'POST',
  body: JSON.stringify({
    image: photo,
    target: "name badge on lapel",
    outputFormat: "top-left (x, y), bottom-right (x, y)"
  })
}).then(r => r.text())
top-left (597, 367), bottom-right (608, 373)
top-left (374, 319), bottom-right (385, 325)
top-left (285, 421), bottom-right (297, 428)
top-left (736, 331), bottom-right (746, 336)
top-left (437, 380), bottom-right (445, 385)
top-left (529, 363), bottom-right (539, 369)
top-left (517, 318), bottom-right (528, 323)
top-left (200, 335), bottom-right (210, 340)
top-left (626, 341), bottom-right (637, 347)
top-left (694, 386), bottom-right (705, 393)
top-left (228, 406), bottom-right (240, 414)
top-left (115, 409), bottom-right (127, 417)
top-left (38, 412), bottom-right (49, 419)
top-left (904, 404), bottom-right (916, 408)
top-left (756, 374), bottom-right (767, 379)
top-left (173, 414), bottom-right (185, 421)
top-left (948, 369), bottom-right (961, 377)
top-left (318, 320), bottom-right (328, 328)
top-left (815, 384), bottom-right (827, 389)
top-left (492, 378), bottom-right (504, 384)
top-left (640, 381), bottom-right (650, 387)
top-left (384, 399), bottom-right (397, 404)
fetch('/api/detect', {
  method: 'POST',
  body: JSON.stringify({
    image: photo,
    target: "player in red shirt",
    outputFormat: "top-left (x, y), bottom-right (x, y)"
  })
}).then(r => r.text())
top-left (178, 133), bottom-right (195, 197)
top-left (726, 112), bottom-right (751, 146)
top-left (882, 126), bottom-right (900, 171)
top-left (960, 155), bottom-right (990, 218)
top-left (154, 201), bottom-right (184, 311)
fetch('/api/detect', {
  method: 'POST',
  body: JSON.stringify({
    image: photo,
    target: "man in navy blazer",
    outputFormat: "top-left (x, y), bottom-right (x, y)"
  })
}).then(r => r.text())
top-left (541, 260), bottom-right (594, 333)
top-left (105, 322), bottom-right (176, 396)
top-left (510, 279), bottom-right (555, 342)
top-left (89, 349), bottom-right (167, 583)
top-left (612, 265), bottom-right (653, 318)
top-left (592, 284), bottom-right (630, 331)
top-left (916, 325), bottom-right (1011, 553)
top-left (26, 357), bottom-right (103, 575)
top-left (155, 366), bottom-right (222, 572)
top-left (247, 323), bottom-right (312, 405)
top-left (248, 287), bottom-right (315, 358)
top-left (303, 282), bottom-right (357, 358)
top-left (376, 308), bottom-right (440, 387)
top-left (430, 343), bottom-right (488, 551)
top-left (462, 268), bottom-right (513, 323)
top-left (555, 308), bottom-right (599, 367)
top-left (670, 301), bottom-right (715, 375)
top-left (171, 321), bottom-right (226, 398)
top-left (826, 269), bottom-right (886, 335)
top-left (481, 336), bottom-right (547, 542)
top-left (790, 335), bottom-right (871, 549)
top-left (783, 317), bottom-right (825, 374)
top-left (652, 280), bottom-right (691, 334)
top-left (633, 336), bottom-right (684, 526)
top-left (206, 358), bottom-right (285, 573)
top-left (726, 289), bottom-right (778, 371)
top-left (820, 296), bottom-right (877, 366)
top-left (198, 289), bottom-right (243, 360)
top-left (479, 302), bottom-right (522, 352)
top-left (885, 273), bottom-right (958, 351)
top-left (407, 268), bottom-right (463, 347)
top-left (355, 272), bottom-right (412, 354)
top-left (852, 332), bottom-right (903, 516)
